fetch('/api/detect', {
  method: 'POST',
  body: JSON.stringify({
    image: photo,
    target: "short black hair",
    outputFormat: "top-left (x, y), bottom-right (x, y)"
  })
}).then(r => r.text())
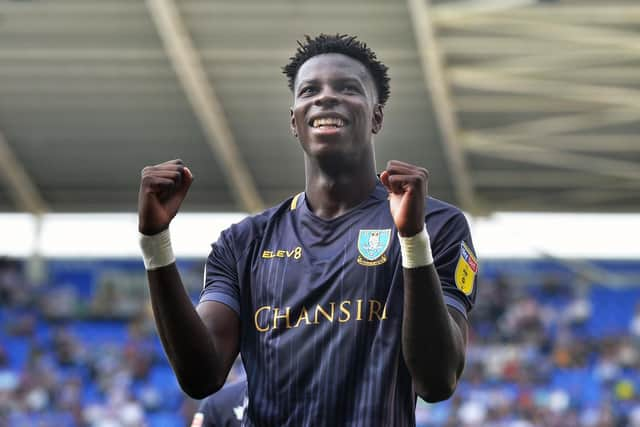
top-left (282, 33), bottom-right (390, 106)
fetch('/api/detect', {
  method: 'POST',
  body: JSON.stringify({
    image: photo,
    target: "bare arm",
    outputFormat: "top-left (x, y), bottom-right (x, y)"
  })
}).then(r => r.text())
top-left (401, 265), bottom-right (467, 402)
top-left (381, 160), bottom-right (468, 402)
top-left (139, 159), bottom-right (239, 398)
top-left (148, 266), bottom-right (239, 398)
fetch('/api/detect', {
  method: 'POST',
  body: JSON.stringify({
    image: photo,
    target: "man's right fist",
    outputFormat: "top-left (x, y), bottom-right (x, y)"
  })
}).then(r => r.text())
top-left (138, 159), bottom-right (193, 236)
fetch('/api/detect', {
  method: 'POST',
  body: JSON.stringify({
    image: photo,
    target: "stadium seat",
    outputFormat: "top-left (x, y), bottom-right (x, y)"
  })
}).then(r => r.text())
top-left (147, 411), bottom-right (184, 427)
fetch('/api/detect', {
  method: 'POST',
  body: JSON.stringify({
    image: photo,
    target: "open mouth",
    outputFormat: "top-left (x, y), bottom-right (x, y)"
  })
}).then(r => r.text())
top-left (309, 116), bottom-right (347, 129)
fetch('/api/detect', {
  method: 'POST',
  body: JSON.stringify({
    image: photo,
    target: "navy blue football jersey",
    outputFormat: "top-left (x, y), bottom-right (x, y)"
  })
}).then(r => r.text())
top-left (192, 381), bottom-right (248, 427)
top-left (200, 180), bottom-right (478, 427)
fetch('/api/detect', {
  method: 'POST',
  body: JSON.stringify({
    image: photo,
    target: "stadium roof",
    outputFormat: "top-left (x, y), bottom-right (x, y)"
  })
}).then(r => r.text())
top-left (0, 0), bottom-right (638, 215)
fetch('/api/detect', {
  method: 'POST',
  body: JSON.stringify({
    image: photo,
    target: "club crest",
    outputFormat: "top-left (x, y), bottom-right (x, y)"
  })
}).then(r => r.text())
top-left (357, 229), bottom-right (391, 266)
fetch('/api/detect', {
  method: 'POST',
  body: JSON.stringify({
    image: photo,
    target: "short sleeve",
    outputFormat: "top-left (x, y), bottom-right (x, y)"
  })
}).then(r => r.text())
top-left (430, 211), bottom-right (478, 318)
top-left (199, 228), bottom-right (241, 316)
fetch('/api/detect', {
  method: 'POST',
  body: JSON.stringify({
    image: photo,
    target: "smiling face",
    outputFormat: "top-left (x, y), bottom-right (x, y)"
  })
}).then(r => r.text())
top-left (290, 53), bottom-right (383, 164)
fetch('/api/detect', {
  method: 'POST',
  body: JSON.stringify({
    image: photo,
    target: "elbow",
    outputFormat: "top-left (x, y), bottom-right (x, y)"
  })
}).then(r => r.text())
top-left (182, 384), bottom-right (220, 400)
top-left (416, 378), bottom-right (457, 403)
top-left (408, 350), bottom-right (466, 403)
top-left (176, 372), bottom-right (224, 399)
top-left (414, 370), bottom-right (459, 403)
top-left (417, 383), bottom-right (456, 403)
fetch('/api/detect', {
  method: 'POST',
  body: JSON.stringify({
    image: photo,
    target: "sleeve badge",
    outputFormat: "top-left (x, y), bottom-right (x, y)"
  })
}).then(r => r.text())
top-left (454, 242), bottom-right (478, 295)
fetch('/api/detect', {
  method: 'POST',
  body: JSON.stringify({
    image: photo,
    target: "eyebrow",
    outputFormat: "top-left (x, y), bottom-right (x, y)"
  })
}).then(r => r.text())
top-left (297, 78), bottom-right (320, 87)
top-left (297, 77), bottom-right (365, 88)
top-left (338, 77), bottom-right (365, 87)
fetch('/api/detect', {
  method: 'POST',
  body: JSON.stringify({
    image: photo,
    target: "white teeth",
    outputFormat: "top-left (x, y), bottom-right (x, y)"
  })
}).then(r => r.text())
top-left (312, 117), bottom-right (344, 128)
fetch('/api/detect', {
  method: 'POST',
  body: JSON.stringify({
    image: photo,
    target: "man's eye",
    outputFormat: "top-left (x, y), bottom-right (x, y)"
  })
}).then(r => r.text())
top-left (300, 87), bottom-right (316, 95)
top-left (343, 85), bottom-right (360, 93)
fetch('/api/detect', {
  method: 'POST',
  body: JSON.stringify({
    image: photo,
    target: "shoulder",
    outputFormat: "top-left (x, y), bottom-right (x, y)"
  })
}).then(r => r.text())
top-left (425, 196), bottom-right (467, 226)
top-left (424, 196), bottom-right (472, 245)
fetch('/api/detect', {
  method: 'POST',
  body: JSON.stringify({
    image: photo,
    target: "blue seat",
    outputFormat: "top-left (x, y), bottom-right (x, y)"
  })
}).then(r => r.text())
top-left (35, 320), bottom-right (52, 341)
top-left (81, 381), bottom-right (103, 405)
top-left (147, 365), bottom-right (182, 410)
top-left (8, 411), bottom-right (77, 427)
top-left (551, 368), bottom-right (601, 405)
top-left (3, 336), bottom-right (30, 370)
top-left (70, 321), bottom-right (128, 344)
top-left (587, 287), bottom-right (640, 337)
top-left (147, 411), bottom-right (184, 427)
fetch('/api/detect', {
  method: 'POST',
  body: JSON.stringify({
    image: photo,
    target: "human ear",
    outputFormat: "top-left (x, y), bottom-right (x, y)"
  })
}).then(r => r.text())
top-left (372, 104), bottom-right (384, 134)
top-left (290, 108), bottom-right (298, 138)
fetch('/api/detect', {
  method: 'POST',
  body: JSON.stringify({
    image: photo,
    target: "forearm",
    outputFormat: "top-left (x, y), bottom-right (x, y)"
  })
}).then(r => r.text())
top-left (148, 265), bottom-right (227, 397)
top-left (137, 161), bottom-right (237, 397)
top-left (402, 264), bottom-right (466, 402)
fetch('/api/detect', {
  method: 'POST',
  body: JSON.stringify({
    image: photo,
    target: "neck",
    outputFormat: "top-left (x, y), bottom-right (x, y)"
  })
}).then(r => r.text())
top-left (304, 153), bottom-right (377, 220)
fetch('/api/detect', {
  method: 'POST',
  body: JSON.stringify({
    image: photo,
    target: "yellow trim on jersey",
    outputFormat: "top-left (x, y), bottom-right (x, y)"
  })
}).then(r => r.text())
top-left (290, 192), bottom-right (302, 210)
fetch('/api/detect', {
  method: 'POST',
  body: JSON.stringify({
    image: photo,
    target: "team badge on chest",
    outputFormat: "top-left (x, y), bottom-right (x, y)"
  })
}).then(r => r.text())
top-left (357, 229), bottom-right (392, 266)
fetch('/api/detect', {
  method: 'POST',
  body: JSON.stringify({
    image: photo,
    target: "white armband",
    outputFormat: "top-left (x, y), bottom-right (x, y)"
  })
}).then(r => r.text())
top-left (139, 229), bottom-right (176, 270)
top-left (398, 227), bottom-right (433, 268)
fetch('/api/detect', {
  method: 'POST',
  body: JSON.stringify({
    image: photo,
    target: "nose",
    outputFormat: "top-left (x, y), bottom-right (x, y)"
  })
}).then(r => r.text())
top-left (313, 86), bottom-right (339, 107)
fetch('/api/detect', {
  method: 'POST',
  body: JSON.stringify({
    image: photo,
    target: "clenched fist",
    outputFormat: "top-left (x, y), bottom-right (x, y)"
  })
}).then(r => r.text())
top-left (380, 160), bottom-right (429, 237)
top-left (138, 159), bottom-right (193, 236)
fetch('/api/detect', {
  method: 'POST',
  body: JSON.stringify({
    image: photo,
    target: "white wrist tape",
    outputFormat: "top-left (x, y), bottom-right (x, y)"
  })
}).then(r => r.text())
top-left (139, 229), bottom-right (175, 270)
top-left (398, 227), bottom-right (434, 268)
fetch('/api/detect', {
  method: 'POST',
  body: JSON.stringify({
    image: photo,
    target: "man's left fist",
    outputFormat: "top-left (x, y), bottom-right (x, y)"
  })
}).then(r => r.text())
top-left (380, 160), bottom-right (429, 237)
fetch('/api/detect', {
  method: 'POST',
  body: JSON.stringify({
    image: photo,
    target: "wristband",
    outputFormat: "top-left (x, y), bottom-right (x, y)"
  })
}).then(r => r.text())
top-left (139, 228), bottom-right (176, 270)
top-left (398, 227), bottom-right (433, 268)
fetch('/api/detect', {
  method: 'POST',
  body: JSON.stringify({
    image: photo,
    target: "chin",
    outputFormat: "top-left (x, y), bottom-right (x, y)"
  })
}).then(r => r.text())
top-left (308, 145), bottom-right (345, 159)
top-left (301, 135), bottom-right (341, 152)
top-left (310, 145), bottom-right (362, 168)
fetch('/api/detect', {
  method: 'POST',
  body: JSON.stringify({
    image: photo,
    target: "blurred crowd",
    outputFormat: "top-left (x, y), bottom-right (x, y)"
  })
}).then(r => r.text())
top-left (415, 271), bottom-right (640, 427)
top-left (1, 257), bottom-right (640, 426)
top-left (0, 258), bottom-right (246, 427)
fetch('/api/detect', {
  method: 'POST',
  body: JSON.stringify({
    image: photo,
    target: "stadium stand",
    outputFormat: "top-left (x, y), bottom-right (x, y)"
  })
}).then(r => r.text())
top-left (1, 257), bottom-right (640, 426)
